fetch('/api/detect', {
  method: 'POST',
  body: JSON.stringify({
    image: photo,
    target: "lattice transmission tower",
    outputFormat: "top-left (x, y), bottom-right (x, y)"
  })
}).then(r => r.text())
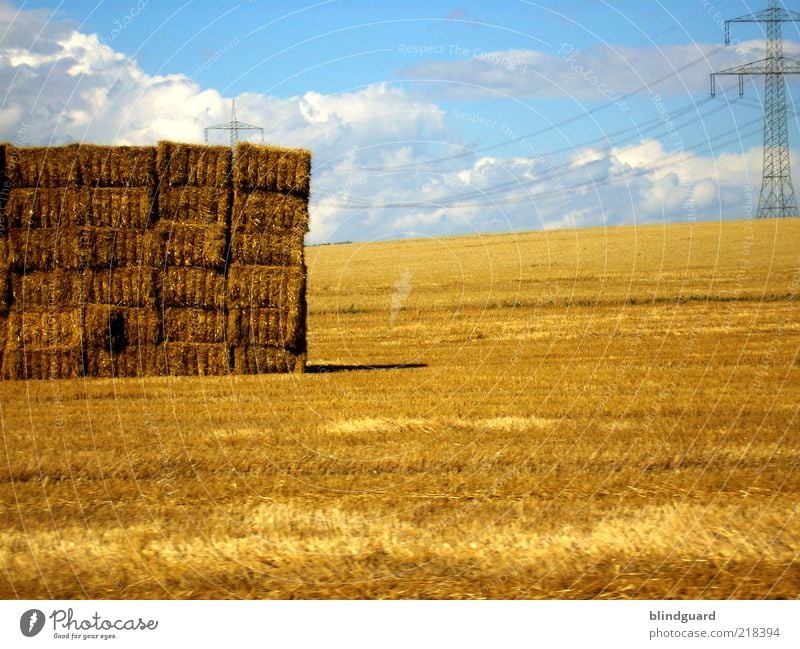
top-left (711, 0), bottom-right (800, 218)
top-left (204, 100), bottom-right (264, 153)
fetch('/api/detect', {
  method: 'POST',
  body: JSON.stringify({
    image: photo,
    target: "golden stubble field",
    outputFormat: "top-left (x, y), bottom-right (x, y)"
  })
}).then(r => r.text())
top-left (1, 218), bottom-right (798, 599)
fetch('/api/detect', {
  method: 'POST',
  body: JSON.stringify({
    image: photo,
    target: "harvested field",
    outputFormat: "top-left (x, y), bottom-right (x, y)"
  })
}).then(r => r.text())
top-left (2, 218), bottom-right (797, 598)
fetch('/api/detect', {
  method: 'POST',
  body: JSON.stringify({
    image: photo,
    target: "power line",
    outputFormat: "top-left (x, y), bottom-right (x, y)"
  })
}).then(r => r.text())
top-left (327, 116), bottom-right (764, 210)
top-left (335, 47), bottom-right (728, 173)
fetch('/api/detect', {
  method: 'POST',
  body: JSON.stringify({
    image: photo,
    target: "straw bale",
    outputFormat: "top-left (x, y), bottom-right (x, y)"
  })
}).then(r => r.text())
top-left (225, 265), bottom-right (306, 309)
top-left (147, 221), bottom-right (226, 268)
top-left (231, 189), bottom-right (309, 231)
top-left (227, 225), bottom-right (305, 267)
top-left (86, 343), bottom-right (167, 378)
top-left (7, 144), bottom-right (82, 187)
top-left (9, 226), bottom-right (149, 270)
top-left (11, 269), bottom-right (86, 308)
top-left (84, 268), bottom-right (157, 307)
top-left (1, 345), bottom-right (84, 380)
top-left (5, 188), bottom-right (92, 228)
top-left (163, 308), bottom-right (227, 343)
top-left (0, 238), bottom-right (9, 266)
top-left (84, 305), bottom-right (162, 348)
top-left (0, 315), bottom-right (6, 349)
top-left (88, 187), bottom-right (155, 229)
top-left (162, 342), bottom-right (230, 376)
top-left (157, 142), bottom-right (232, 188)
top-left (227, 306), bottom-right (305, 352)
top-left (157, 267), bottom-right (225, 309)
top-left (226, 308), bottom-right (282, 347)
top-left (233, 142), bottom-right (311, 196)
top-left (6, 308), bottom-right (84, 348)
top-left (77, 145), bottom-right (156, 187)
top-left (158, 186), bottom-right (229, 225)
top-left (1, 143), bottom-right (8, 230)
top-left (232, 345), bottom-right (303, 374)
top-left (0, 272), bottom-right (8, 316)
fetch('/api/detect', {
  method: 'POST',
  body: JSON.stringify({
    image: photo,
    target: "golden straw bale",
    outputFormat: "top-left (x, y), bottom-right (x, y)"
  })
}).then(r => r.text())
top-left (162, 341), bottom-right (230, 376)
top-left (6, 308), bottom-right (84, 348)
top-left (77, 145), bottom-right (156, 187)
top-left (158, 186), bottom-right (230, 225)
top-left (163, 307), bottom-right (227, 343)
top-left (1, 345), bottom-right (84, 380)
top-left (225, 265), bottom-right (305, 309)
top-left (232, 345), bottom-right (303, 374)
top-left (0, 315), bottom-right (6, 349)
top-left (0, 272), bottom-right (9, 316)
top-left (226, 308), bottom-right (282, 347)
top-left (84, 305), bottom-right (162, 347)
top-left (10, 269), bottom-right (86, 308)
top-left (0, 237), bottom-right (9, 266)
top-left (84, 267), bottom-right (157, 308)
top-left (9, 226), bottom-right (149, 270)
top-left (88, 187), bottom-right (155, 229)
top-left (227, 306), bottom-right (305, 352)
top-left (231, 189), bottom-right (309, 231)
top-left (5, 188), bottom-right (92, 228)
top-left (157, 142), bottom-right (232, 188)
top-left (7, 145), bottom-right (82, 187)
top-left (157, 267), bottom-right (225, 309)
top-left (227, 225), bottom-right (305, 267)
top-left (147, 221), bottom-right (226, 268)
top-left (233, 142), bottom-right (311, 196)
top-left (86, 343), bottom-right (167, 378)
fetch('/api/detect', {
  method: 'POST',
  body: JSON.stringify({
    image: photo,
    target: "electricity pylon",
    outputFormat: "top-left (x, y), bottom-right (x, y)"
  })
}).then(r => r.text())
top-left (711, 0), bottom-right (800, 218)
top-left (204, 100), bottom-right (264, 153)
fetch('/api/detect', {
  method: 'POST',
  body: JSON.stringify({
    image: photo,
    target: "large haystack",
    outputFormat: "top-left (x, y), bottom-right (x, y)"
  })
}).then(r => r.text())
top-left (0, 140), bottom-right (310, 379)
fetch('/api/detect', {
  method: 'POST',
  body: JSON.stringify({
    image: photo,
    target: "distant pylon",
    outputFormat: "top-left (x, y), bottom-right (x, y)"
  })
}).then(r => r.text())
top-left (204, 100), bottom-right (264, 152)
top-left (711, 0), bottom-right (800, 218)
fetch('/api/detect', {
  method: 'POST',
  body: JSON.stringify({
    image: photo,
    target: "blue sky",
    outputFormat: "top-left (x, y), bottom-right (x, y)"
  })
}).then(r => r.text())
top-left (2, 1), bottom-right (800, 241)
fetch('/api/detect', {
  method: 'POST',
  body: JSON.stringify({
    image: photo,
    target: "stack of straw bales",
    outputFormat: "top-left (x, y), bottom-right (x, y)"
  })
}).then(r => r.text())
top-left (228, 142), bottom-right (310, 374)
top-left (155, 142), bottom-right (232, 375)
top-left (0, 140), bottom-right (310, 379)
top-left (0, 144), bottom-right (161, 379)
